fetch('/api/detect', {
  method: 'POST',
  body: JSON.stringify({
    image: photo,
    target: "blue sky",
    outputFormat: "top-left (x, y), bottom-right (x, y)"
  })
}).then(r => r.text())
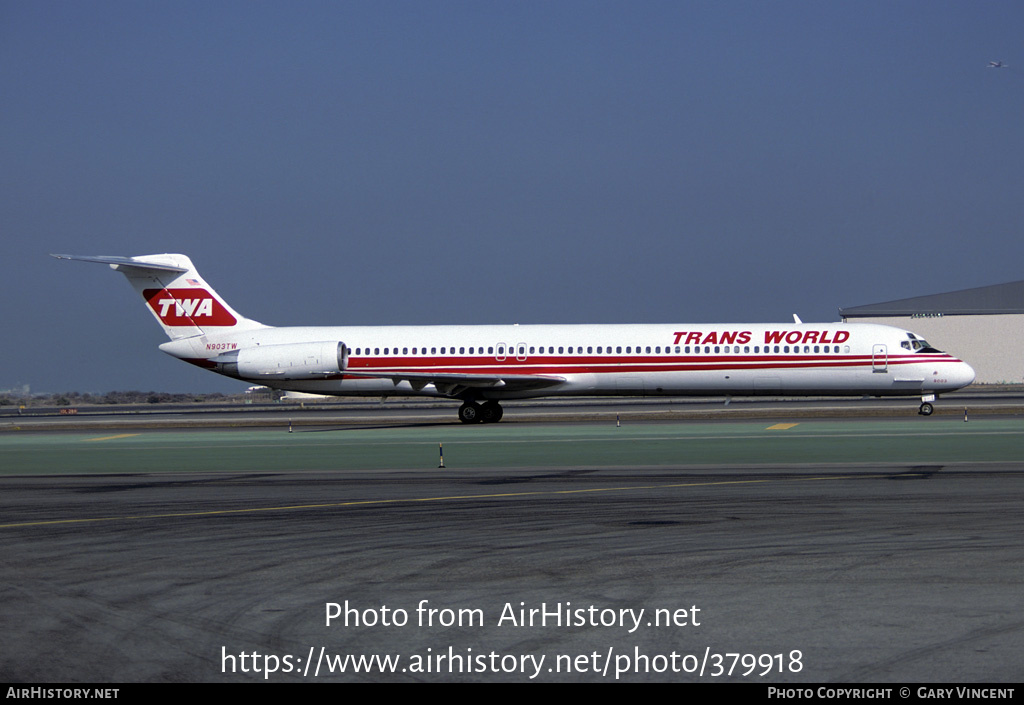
top-left (4, 1), bottom-right (1023, 393)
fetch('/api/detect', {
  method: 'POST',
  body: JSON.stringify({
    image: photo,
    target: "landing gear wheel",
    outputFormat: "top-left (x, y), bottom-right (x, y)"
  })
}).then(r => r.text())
top-left (459, 401), bottom-right (482, 424)
top-left (919, 402), bottom-right (934, 416)
top-left (480, 401), bottom-right (504, 423)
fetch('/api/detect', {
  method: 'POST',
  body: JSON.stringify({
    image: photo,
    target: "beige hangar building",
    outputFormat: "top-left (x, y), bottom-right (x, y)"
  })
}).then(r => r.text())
top-left (840, 280), bottom-right (1024, 385)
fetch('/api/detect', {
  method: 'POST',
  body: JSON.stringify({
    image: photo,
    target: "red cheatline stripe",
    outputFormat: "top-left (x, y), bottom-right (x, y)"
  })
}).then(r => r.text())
top-left (336, 354), bottom-right (963, 377)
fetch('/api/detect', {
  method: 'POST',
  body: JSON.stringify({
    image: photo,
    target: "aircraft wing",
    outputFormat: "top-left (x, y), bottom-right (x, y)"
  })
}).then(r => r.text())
top-left (341, 370), bottom-right (566, 396)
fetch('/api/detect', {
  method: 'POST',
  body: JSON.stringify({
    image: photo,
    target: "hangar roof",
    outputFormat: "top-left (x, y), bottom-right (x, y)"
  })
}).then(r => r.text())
top-left (840, 280), bottom-right (1024, 317)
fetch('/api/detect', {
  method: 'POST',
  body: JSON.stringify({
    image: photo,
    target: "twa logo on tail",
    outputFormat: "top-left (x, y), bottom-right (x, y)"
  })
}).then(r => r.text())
top-left (143, 288), bottom-right (237, 326)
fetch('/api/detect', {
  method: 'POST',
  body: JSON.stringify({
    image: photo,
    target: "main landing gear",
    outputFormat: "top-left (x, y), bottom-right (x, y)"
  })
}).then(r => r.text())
top-left (458, 400), bottom-right (504, 424)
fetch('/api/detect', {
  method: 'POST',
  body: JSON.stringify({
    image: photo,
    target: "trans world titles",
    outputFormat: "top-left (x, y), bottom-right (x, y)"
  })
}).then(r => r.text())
top-left (671, 329), bottom-right (851, 346)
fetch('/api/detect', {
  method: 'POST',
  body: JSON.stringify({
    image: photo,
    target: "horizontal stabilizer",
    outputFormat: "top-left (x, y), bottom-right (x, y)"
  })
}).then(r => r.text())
top-left (51, 254), bottom-right (188, 274)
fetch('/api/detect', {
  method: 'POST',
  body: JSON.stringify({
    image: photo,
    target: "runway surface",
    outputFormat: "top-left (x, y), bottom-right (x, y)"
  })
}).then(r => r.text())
top-left (3, 386), bottom-right (1021, 431)
top-left (2, 415), bottom-right (1023, 682)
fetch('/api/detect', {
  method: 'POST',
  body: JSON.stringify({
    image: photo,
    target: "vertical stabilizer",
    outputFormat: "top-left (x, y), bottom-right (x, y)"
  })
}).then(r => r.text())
top-left (52, 254), bottom-right (267, 340)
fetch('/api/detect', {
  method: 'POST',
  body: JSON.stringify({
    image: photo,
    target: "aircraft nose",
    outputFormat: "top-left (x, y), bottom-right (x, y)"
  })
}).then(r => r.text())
top-left (955, 360), bottom-right (976, 388)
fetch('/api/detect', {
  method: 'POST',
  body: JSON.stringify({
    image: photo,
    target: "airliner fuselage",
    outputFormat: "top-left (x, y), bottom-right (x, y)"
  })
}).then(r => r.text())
top-left (56, 254), bottom-right (976, 423)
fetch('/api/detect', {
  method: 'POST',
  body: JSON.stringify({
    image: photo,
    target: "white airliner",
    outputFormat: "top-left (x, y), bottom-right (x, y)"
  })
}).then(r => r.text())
top-left (54, 253), bottom-right (975, 422)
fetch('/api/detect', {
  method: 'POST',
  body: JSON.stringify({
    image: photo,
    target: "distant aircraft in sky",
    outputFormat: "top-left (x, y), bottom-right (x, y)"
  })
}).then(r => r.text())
top-left (988, 60), bottom-right (1008, 68)
top-left (54, 254), bottom-right (975, 421)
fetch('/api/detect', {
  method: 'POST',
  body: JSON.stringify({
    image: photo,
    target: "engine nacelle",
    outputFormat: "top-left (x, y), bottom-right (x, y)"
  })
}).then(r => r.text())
top-left (224, 341), bottom-right (348, 380)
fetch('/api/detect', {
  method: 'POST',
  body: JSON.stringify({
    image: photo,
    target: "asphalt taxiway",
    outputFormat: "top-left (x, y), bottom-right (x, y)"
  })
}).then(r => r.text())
top-left (2, 411), bottom-right (1022, 682)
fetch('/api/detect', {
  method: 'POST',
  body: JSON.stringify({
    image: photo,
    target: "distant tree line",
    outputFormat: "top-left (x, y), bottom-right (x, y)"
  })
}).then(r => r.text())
top-left (0, 391), bottom-right (243, 407)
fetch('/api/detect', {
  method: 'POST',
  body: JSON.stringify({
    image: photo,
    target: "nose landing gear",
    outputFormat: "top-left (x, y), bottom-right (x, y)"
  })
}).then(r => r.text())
top-left (919, 394), bottom-right (936, 416)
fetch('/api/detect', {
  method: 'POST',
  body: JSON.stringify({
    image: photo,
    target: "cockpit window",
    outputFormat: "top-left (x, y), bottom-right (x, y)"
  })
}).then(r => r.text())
top-left (905, 335), bottom-right (941, 353)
